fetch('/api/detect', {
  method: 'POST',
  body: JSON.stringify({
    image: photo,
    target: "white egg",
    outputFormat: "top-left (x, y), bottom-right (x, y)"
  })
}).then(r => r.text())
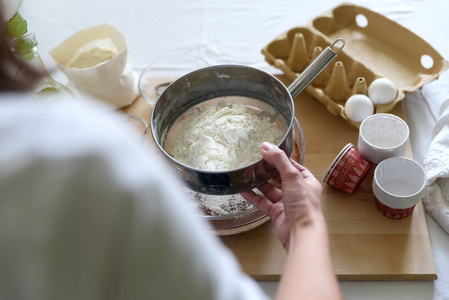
top-left (345, 94), bottom-right (374, 123)
top-left (368, 78), bottom-right (397, 105)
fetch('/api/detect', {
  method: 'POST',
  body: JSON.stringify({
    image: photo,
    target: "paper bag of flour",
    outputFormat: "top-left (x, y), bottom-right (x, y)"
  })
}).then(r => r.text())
top-left (50, 24), bottom-right (138, 108)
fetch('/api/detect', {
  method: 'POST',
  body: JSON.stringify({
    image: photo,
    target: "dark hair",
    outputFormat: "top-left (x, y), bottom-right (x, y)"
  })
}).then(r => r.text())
top-left (0, 4), bottom-right (42, 91)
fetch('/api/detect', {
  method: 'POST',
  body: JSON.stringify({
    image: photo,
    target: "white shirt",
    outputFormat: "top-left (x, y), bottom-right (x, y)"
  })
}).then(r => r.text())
top-left (0, 93), bottom-right (269, 300)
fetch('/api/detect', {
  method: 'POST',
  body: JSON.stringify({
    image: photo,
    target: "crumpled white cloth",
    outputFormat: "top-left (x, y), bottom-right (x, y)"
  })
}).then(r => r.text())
top-left (423, 98), bottom-right (449, 234)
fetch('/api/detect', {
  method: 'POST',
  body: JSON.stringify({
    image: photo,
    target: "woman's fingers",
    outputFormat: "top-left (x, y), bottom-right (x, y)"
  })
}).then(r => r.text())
top-left (261, 143), bottom-right (306, 188)
top-left (261, 143), bottom-right (298, 176)
top-left (289, 158), bottom-right (313, 178)
top-left (257, 181), bottom-right (283, 203)
top-left (272, 172), bottom-right (282, 185)
top-left (289, 158), bottom-right (304, 170)
top-left (249, 143), bottom-right (319, 211)
top-left (289, 158), bottom-right (322, 191)
top-left (240, 190), bottom-right (274, 216)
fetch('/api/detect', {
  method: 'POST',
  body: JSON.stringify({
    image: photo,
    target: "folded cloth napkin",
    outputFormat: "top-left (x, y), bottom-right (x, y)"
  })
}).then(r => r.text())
top-left (423, 98), bottom-right (449, 234)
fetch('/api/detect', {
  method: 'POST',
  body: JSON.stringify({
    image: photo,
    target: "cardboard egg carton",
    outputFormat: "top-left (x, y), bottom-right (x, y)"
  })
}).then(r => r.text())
top-left (262, 3), bottom-right (449, 129)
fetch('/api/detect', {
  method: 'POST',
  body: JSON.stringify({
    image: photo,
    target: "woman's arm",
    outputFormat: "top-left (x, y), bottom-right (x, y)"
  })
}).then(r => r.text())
top-left (278, 210), bottom-right (339, 300)
top-left (242, 142), bottom-right (343, 300)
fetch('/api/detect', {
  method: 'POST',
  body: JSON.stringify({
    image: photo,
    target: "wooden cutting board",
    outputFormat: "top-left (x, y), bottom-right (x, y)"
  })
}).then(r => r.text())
top-left (123, 75), bottom-right (436, 281)
top-left (220, 76), bottom-right (436, 281)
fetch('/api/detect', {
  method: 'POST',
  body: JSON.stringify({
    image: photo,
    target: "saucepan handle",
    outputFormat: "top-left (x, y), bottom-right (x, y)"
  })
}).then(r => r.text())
top-left (288, 38), bottom-right (345, 99)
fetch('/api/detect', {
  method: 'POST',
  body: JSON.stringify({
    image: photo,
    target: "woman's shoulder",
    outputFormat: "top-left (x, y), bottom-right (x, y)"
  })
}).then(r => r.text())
top-left (0, 93), bottom-right (169, 186)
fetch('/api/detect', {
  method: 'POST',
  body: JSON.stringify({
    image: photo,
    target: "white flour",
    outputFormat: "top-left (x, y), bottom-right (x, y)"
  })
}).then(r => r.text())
top-left (185, 188), bottom-right (254, 216)
top-left (69, 47), bottom-right (117, 68)
top-left (172, 103), bottom-right (280, 171)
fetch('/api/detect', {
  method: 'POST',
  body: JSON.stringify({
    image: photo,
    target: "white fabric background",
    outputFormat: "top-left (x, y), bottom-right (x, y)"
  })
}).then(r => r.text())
top-left (13, 0), bottom-right (449, 299)
top-left (424, 99), bottom-right (449, 236)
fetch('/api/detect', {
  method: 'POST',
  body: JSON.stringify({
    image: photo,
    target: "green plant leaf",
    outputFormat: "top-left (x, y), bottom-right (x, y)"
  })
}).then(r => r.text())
top-left (5, 12), bottom-right (27, 39)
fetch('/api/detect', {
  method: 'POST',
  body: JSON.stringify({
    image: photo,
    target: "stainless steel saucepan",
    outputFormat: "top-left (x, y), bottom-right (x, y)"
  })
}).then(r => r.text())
top-left (151, 39), bottom-right (345, 195)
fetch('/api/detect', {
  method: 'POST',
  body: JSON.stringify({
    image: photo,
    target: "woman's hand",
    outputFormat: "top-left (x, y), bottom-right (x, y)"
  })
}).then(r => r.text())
top-left (241, 142), bottom-right (324, 249)
top-left (242, 142), bottom-right (342, 300)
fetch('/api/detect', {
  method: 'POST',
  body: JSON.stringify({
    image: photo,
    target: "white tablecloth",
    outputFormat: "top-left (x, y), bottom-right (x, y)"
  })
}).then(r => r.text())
top-left (16, 0), bottom-right (449, 299)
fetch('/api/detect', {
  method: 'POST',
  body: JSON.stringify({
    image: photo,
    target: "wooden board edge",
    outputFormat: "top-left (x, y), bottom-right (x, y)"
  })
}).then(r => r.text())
top-left (337, 273), bottom-right (438, 281)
